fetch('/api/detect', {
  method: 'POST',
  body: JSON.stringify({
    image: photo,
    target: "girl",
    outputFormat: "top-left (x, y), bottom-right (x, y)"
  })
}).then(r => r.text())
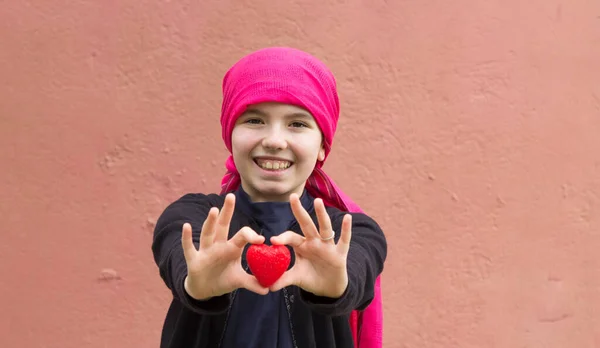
top-left (152, 47), bottom-right (387, 348)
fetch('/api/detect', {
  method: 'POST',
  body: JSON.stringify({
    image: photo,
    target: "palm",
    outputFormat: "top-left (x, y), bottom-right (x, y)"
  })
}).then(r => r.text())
top-left (186, 243), bottom-right (245, 293)
top-left (294, 242), bottom-right (344, 290)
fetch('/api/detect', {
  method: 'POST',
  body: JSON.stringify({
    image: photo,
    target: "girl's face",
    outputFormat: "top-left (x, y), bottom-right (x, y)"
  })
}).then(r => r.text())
top-left (231, 102), bottom-right (325, 202)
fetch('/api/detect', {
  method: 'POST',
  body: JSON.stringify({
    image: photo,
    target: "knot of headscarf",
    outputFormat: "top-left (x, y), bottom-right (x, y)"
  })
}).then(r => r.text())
top-left (218, 47), bottom-right (382, 348)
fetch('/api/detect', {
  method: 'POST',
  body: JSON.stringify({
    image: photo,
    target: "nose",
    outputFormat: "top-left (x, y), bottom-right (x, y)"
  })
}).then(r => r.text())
top-left (261, 127), bottom-right (287, 151)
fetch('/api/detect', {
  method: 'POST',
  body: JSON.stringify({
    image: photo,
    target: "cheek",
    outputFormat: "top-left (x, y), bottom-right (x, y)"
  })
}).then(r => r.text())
top-left (295, 134), bottom-right (324, 163)
top-left (230, 136), bottom-right (247, 166)
top-left (231, 128), bottom-right (251, 153)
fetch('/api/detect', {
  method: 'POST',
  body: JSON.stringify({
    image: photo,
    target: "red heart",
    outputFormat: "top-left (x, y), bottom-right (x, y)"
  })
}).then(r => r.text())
top-left (246, 244), bottom-right (291, 287)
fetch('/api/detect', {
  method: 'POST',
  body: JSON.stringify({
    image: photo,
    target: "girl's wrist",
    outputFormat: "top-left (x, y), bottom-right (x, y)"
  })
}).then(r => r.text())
top-left (184, 275), bottom-right (212, 301)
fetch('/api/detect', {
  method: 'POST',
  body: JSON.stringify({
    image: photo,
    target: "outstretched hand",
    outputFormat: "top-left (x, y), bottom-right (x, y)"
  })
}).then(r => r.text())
top-left (182, 193), bottom-right (268, 300)
top-left (269, 193), bottom-right (352, 298)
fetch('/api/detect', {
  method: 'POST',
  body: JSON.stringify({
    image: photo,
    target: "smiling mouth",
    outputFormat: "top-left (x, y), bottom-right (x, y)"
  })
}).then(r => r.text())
top-left (254, 158), bottom-right (293, 171)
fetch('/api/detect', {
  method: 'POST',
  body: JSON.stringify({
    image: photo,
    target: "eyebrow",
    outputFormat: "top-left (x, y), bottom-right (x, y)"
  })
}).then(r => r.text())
top-left (243, 108), bottom-right (313, 120)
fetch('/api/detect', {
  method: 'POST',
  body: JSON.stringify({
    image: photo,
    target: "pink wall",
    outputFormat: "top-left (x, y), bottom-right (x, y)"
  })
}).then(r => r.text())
top-left (2, 0), bottom-right (600, 347)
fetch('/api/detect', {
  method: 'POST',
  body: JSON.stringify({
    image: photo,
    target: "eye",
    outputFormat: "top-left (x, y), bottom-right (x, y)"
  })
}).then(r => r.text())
top-left (290, 121), bottom-right (308, 128)
top-left (244, 118), bottom-right (263, 125)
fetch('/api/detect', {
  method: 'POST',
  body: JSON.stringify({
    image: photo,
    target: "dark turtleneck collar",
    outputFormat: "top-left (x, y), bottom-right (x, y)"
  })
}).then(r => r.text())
top-left (233, 186), bottom-right (315, 224)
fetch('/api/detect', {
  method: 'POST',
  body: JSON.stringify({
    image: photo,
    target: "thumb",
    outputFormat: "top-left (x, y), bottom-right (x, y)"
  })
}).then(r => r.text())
top-left (269, 269), bottom-right (298, 292)
top-left (239, 273), bottom-right (269, 295)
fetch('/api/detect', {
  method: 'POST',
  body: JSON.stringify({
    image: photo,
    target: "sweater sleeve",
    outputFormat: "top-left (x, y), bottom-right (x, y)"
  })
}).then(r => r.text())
top-left (152, 193), bottom-right (231, 315)
top-left (299, 211), bottom-right (387, 316)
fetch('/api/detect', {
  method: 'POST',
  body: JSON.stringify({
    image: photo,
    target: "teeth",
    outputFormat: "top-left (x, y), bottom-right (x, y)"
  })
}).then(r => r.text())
top-left (257, 160), bottom-right (291, 170)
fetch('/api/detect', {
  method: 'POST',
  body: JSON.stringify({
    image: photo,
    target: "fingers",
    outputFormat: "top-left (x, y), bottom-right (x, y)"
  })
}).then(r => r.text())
top-left (338, 214), bottom-right (352, 254)
top-left (290, 193), bottom-right (319, 239)
top-left (314, 198), bottom-right (334, 242)
top-left (230, 226), bottom-right (265, 248)
top-left (181, 223), bottom-right (196, 261)
top-left (270, 231), bottom-right (305, 247)
top-left (215, 194), bottom-right (235, 242)
top-left (199, 207), bottom-right (219, 249)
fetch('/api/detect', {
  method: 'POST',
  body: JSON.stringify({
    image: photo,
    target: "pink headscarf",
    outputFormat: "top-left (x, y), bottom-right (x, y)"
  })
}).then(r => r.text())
top-left (219, 47), bottom-right (383, 348)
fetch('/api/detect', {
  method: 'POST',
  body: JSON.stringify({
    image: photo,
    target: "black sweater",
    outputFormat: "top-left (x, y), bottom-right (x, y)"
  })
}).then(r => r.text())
top-left (152, 192), bottom-right (387, 348)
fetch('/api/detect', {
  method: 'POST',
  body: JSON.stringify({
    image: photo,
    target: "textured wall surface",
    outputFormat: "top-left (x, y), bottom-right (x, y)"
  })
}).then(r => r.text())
top-left (2, 0), bottom-right (600, 347)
